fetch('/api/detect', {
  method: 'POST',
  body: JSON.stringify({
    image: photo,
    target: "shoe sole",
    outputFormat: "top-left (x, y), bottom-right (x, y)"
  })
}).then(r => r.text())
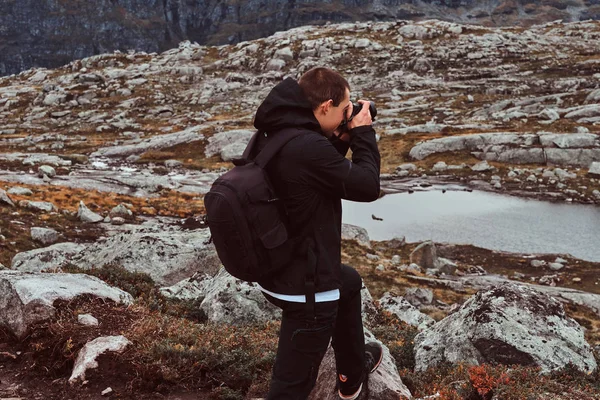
top-left (338, 383), bottom-right (362, 400)
top-left (369, 345), bottom-right (384, 373)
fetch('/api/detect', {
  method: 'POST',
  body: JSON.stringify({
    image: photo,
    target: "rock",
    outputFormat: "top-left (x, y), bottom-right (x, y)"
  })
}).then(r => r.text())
top-left (410, 240), bottom-right (438, 270)
top-left (7, 187), bottom-right (33, 196)
top-left (404, 288), bottom-right (434, 307)
top-left (554, 168), bottom-right (577, 181)
top-left (164, 159), bottom-right (183, 168)
top-left (397, 163), bottom-right (417, 171)
top-left (69, 336), bottom-right (131, 384)
top-left (539, 274), bottom-right (560, 286)
top-left (366, 254), bottom-right (380, 261)
top-left (387, 236), bottom-right (406, 249)
top-left (0, 271), bottom-right (132, 339)
top-left (101, 387), bottom-right (113, 396)
top-left (30, 227), bottom-right (60, 245)
top-left (37, 165), bottom-right (56, 178)
top-left (530, 260), bottom-right (547, 268)
top-left (436, 257), bottom-right (458, 275)
top-left (308, 328), bottom-right (412, 400)
top-left (589, 162), bottom-right (600, 178)
top-left (379, 292), bottom-right (435, 330)
top-left (160, 272), bottom-right (212, 300)
top-left (199, 268), bottom-right (281, 324)
top-left (361, 285), bottom-right (378, 324)
top-left (554, 257), bottom-right (567, 264)
top-left (0, 188), bottom-right (15, 207)
top-left (77, 201), bottom-right (103, 223)
top-left (376, 264), bottom-right (385, 271)
top-left (73, 229), bottom-right (220, 286)
top-left (109, 203), bottom-right (133, 220)
top-left (11, 242), bottom-right (87, 272)
top-left (548, 263), bottom-right (564, 271)
top-left (391, 255), bottom-right (401, 265)
top-left (92, 126), bottom-right (205, 157)
top-left (110, 217), bottom-right (126, 225)
top-left (471, 160), bottom-right (494, 172)
top-left (414, 283), bottom-right (597, 374)
top-left (432, 161), bottom-right (448, 171)
top-left (78, 314), bottom-right (99, 326)
top-left (265, 58), bottom-right (286, 71)
top-left (204, 129), bottom-right (254, 158)
top-left (220, 141), bottom-right (248, 161)
top-left (341, 223), bottom-right (371, 248)
top-left (19, 200), bottom-right (56, 212)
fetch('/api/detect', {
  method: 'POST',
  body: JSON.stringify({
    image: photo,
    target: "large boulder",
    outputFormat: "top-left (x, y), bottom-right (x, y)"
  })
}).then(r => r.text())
top-left (414, 283), bottom-right (597, 374)
top-left (308, 328), bottom-right (412, 400)
top-left (11, 242), bottom-right (87, 272)
top-left (198, 268), bottom-right (281, 324)
top-left (409, 241), bottom-right (437, 270)
top-left (379, 292), bottom-right (435, 331)
top-left (0, 271), bottom-right (132, 339)
top-left (204, 129), bottom-right (254, 159)
top-left (342, 223), bottom-right (372, 249)
top-left (589, 162), bottom-right (600, 178)
top-left (91, 126), bottom-right (205, 157)
top-left (72, 228), bottom-right (220, 286)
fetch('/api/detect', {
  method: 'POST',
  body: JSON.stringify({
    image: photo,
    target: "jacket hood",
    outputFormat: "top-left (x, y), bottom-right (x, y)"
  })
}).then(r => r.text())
top-left (253, 77), bottom-right (322, 134)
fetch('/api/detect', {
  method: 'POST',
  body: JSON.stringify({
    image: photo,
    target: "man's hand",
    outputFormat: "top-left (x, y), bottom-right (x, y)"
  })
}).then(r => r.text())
top-left (347, 99), bottom-right (372, 130)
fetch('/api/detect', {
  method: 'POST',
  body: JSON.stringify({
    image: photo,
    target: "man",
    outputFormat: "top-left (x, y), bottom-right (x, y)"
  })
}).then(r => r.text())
top-left (252, 67), bottom-right (382, 400)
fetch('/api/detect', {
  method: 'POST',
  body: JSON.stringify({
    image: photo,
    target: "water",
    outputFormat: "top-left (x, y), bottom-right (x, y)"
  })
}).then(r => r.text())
top-left (342, 190), bottom-right (600, 262)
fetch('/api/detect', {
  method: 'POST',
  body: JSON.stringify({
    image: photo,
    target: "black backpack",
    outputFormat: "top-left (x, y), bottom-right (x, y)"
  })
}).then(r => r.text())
top-left (204, 128), bottom-right (305, 282)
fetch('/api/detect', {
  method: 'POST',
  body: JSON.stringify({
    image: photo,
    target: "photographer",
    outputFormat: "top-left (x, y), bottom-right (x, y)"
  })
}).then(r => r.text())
top-left (253, 67), bottom-right (382, 400)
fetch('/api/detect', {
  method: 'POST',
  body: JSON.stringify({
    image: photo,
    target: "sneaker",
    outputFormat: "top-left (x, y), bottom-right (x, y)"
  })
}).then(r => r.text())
top-left (338, 342), bottom-right (383, 399)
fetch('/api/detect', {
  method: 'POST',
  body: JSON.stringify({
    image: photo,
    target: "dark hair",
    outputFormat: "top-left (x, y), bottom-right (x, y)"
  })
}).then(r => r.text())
top-left (298, 67), bottom-right (350, 110)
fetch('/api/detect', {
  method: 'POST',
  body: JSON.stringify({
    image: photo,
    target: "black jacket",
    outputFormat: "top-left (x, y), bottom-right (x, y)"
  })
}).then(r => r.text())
top-left (253, 77), bottom-right (380, 295)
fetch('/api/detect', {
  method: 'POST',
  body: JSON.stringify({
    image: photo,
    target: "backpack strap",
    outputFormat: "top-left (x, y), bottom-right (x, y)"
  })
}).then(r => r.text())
top-left (252, 128), bottom-right (305, 168)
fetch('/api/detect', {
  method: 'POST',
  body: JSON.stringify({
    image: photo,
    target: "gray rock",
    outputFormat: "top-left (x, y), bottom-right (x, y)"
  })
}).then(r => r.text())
top-left (386, 236), bottom-right (406, 249)
top-left (31, 227), bottom-right (60, 245)
top-left (410, 240), bottom-right (438, 270)
top-left (391, 255), bottom-right (401, 265)
top-left (73, 229), bottom-right (220, 286)
top-left (530, 260), bottom-right (547, 268)
top-left (110, 217), bottom-right (126, 225)
top-left (19, 200), bottom-right (56, 212)
top-left (109, 203), bottom-right (133, 220)
top-left (554, 168), bottom-right (577, 181)
top-left (0, 188), bottom-right (15, 207)
top-left (220, 141), bottom-right (248, 161)
top-left (200, 268), bottom-right (281, 324)
top-left (589, 162), bottom-right (600, 178)
top-left (92, 126), bottom-right (205, 157)
top-left (204, 129), bottom-right (254, 158)
top-left (471, 160), bottom-right (494, 172)
top-left (538, 133), bottom-right (599, 149)
top-left (7, 187), bottom-right (33, 196)
top-left (78, 313), bottom-right (99, 326)
top-left (366, 253), bottom-right (380, 261)
top-left (548, 263), bottom-right (564, 271)
top-left (160, 272), bottom-right (212, 300)
top-left (11, 242), bottom-right (87, 272)
top-left (397, 163), bottom-right (417, 171)
top-left (0, 271), bottom-right (132, 339)
top-left (164, 159), bottom-right (183, 169)
top-left (38, 165), bottom-right (56, 178)
top-left (341, 223), bottom-right (371, 248)
top-left (432, 161), bottom-right (447, 171)
top-left (436, 257), bottom-right (458, 275)
top-left (379, 292), bottom-right (435, 330)
top-left (308, 328), bottom-right (412, 400)
top-left (404, 287), bottom-right (434, 307)
top-left (69, 335), bottom-right (131, 384)
top-left (77, 201), bottom-right (103, 223)
top-left (414, 283), bottom-right (597, 374)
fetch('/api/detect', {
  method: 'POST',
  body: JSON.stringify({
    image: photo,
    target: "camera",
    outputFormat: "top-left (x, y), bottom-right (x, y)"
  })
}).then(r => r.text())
top-left (339, 101), bottom-right (377, 131)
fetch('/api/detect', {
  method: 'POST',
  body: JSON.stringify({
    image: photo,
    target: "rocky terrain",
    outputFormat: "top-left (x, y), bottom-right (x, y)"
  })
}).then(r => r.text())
top-left (3, 0), bottom-right (600, 76)
top-left (0, 18), bottom-right (600, 399)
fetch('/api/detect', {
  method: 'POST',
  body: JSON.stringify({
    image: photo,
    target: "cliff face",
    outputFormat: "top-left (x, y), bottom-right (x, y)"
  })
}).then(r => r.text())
top-left (1, 0), bottom-right (599, 76)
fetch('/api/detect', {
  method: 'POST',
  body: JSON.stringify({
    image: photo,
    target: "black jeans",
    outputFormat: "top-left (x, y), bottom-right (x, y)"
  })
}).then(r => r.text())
top-left (264, 264), bottom-right (365, 400)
